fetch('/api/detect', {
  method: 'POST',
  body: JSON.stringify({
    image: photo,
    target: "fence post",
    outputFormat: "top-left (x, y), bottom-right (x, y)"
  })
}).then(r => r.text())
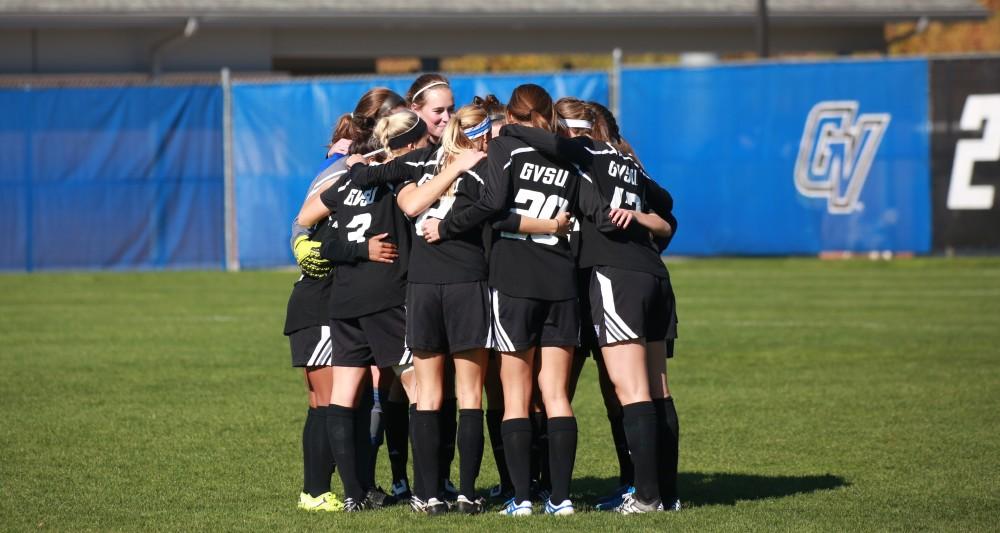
top-left (221, 67), bottom-right (240, 271)
top-left (610, 47), bottom-right (623, 126)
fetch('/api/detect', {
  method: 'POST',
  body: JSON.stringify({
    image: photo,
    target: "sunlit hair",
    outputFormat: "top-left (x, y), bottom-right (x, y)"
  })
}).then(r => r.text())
top-left (406, 73), bottom-right (451, 108)
top-left (374, 110), bottom-right (427, 160)
top-left (506, 84), bottom-right (557, 132)
top-left (347, 87), bottom-right (406, 154)
top-left (587, 101), bottom-right (640, 163)
top-left (554, 97), bottom-right (595, 137)
top-left (436, 104), bottom-right (490, 196)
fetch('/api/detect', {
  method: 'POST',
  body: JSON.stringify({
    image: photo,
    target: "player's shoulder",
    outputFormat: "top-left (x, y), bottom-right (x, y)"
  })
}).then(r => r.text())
top-left (463, 160), bottom-right (489, 185)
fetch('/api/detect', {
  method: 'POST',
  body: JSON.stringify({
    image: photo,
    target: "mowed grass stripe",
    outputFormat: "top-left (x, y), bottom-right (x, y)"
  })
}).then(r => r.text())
top-left (1, 258), bottom-right (998, 531)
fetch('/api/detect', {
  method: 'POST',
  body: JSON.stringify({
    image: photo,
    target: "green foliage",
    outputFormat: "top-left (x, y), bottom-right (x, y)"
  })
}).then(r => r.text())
top-left (1, 259), bottom-right (998, 531)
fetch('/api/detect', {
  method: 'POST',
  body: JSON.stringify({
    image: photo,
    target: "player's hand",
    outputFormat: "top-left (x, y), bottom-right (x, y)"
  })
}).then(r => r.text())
top-left (608, 208), bottom-right (635, 229)
top-left (293, 235), bottom-right (332, 278)
top-left (367, 233), bottom-right (398, 264)
top-left (329, 138), bottom-right (353, 156)
top-left (453, 149), bottom-right (486, 172)
top-left (422, 218), bottom-right (442, 243)
top-left (345, 153), bottom-right (366, 167)
top-left (552, 211), bottom-right (572, 236)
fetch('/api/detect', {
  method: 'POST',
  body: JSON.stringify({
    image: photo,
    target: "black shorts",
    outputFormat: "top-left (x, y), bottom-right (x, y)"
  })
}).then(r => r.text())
top-left (329, 306), bottom-right (413, 369)
top-left (288, 325), bottom-right (333, 368)
top-left (575, 267), bottom-right (600, 358)
top-left (590, 265), bottom-right (677, 352)
top-left (490, 288), bottom-right (579, 352)
top-left (406, 281), bottom-right (491, 354)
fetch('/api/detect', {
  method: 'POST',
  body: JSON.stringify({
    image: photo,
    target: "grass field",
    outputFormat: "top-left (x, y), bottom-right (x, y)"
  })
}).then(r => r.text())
top-left (1, 258), bottom-right (998, 532)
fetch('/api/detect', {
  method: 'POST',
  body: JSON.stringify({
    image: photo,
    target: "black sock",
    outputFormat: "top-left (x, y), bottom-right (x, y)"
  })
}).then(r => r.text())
top-left (654, 397), bottom-right (680, 502)
top-left (486, 409), bottom-right (512, 490)
top-left (439, 398), bottom-right (457, 487)
top-left (327, 405), bottom-right (364, 500)
top-left (409, 404), bottom-right (422, 498)
top-left (501, 418), bottom-right (533, 503)
top-left (303, 407), bottom-right (334, 497)
top-left (607, 412), bottom-right (634, 487)
top-left (384, 400), bottom-right (410, 486)
top-left (546, 416), bottom-right (577, 504)
top-left (355, 389), bottom-right (376, 491)
top-left (458, 409), bottom-right (484, 498)
top-left (529, 411), bottom-right (549, 489)
top-left (411, 409), bottom-right (441, 501)
top-left (622, 401), bottom-right (661, 504)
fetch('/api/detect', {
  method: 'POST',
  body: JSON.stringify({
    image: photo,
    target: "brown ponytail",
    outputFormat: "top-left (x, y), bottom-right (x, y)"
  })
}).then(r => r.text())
top-left (506, 84), bottom-right (556, 132)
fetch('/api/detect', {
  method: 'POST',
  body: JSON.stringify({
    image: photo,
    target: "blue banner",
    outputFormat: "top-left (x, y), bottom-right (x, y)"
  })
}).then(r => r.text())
top-left (621, 58), bottom-right (931, 255)
top-left (232, 72), bottom-right (608, 268)
top-left (0, 86), bottom-right (224, 271)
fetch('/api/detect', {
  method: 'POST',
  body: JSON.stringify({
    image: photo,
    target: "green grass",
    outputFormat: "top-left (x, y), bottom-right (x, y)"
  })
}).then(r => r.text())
top-left (1, 258), bottom-right (998, 532)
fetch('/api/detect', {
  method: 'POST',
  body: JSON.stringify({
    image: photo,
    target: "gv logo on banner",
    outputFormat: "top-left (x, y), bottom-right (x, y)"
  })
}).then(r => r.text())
top-left (794, 101), bottom-right (891, 214)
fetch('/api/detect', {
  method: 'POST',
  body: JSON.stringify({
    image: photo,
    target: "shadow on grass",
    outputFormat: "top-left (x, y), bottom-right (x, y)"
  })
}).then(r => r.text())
top-left (572, 472), bottom-right (848, 507)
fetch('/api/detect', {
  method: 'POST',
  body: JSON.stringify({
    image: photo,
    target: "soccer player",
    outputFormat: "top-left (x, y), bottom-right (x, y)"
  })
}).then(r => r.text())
top-left (503, 98), bottom-right (680, 514)
top-left (421, 84), bottom-right (606, 516)
top-left (296, 106), bottom-right (427, 511)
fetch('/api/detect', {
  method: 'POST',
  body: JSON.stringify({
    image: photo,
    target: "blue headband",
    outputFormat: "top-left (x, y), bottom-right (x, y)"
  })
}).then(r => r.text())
top-left (463, 117), bottom-right (492, 140)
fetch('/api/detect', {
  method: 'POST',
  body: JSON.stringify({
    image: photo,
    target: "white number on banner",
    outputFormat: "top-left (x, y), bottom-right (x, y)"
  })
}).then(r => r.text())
top-left (505, 188), bottom-right (568, 245)
top-left (947, 94), bottom-right (1000, 210)
top-left (345, 213), bottom-right (372, 243)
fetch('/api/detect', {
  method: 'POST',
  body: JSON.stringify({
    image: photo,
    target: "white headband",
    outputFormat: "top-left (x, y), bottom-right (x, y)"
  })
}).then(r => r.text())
top-left (559, 118), bottom-right (593, 130)
top-left (411, 81), bottom-right (449, 102)
top-left (363, 148), bottom-right (386, 159)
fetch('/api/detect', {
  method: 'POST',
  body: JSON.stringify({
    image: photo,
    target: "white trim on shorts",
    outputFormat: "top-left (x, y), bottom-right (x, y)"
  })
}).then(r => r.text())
top-left (306, 325), bottom-right (333, 366)
top-left (595, 270), bottom-right (640, 343)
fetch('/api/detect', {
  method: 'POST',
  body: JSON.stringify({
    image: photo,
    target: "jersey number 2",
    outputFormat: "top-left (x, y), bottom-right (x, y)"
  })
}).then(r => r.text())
top-left (345, 213), bottom-right (372, 243)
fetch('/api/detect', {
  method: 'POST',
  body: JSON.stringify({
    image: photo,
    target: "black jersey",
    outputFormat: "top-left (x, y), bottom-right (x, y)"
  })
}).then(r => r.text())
top-left (320, 171), bottom-right (412, 319)
top-left (503, 126), bottom-right (676, 278)
top-left (345, 148), bottom-right (495, 284)
top-left (283, 162), bottom-right (346, 335)
top-left (438, 131), bottom-right (601, 301)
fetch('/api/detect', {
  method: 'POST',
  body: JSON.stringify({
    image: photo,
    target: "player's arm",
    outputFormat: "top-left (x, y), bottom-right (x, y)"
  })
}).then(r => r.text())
top-left (345, 146), bottom-right (435, 189)
top-left (433, 141), bottom-right (512, 241)
top-left (396, 149), bottom-right (485, 217)
top-left (493, 212), bottom-right (571, 236)
top-left (500, 124), bottom-right (593, 168)
top-left (319, 233), bottom-right (397, 265)
top-left (643, 177), bottom-right (677, 249)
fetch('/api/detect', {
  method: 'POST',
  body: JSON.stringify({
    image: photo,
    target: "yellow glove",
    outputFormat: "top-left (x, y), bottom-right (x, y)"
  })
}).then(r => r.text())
top-left (293, 235), bottom-right (332, 278)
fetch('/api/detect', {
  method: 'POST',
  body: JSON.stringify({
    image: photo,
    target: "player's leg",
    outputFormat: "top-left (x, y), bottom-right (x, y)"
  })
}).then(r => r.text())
top-left (411, 351), bottom-right (445, 509)
top-left (647, 340), bottom-right (679, 510)
top-left (454, 347), bottom-right (488, 511)
top-left (536, 344), bottom-right (576, 515)
top-left (327, 364), bottom-right (370, 507)
top-left (484, 355), bottom-right (513, 499)
top-left (383, 377), bottom-right (411, 501)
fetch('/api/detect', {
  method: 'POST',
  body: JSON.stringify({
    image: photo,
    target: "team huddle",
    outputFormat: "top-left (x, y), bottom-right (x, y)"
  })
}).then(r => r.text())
top-left (283, 74), bottom-right (680, 516)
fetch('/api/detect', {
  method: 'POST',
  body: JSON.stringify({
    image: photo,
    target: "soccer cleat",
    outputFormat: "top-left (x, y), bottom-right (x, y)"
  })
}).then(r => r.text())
top-left (455, 495), bottom-right (486, 515)
top-left (341, 497), bottom-right (364, 512)
top-left (410, 495), bottom-right (449, 515)
top-left (659, 498), bottom-right (682, 512)
top-left (362, 486), bottom-right (395, 509)
top-left (487, 483), bottom-right (514, 500)
top-left (391, 479), bottom-right (412, 502)
top-left (614, 492), bottom-right (660, 515)
top-left (297, 491), bottom-right (344, 512)
top-left (594, 485), bottom-right (634, 511)
top-left (544, 498), bottom-right (575, 516)
top-left (499, 498), bottom-right (532, 516)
